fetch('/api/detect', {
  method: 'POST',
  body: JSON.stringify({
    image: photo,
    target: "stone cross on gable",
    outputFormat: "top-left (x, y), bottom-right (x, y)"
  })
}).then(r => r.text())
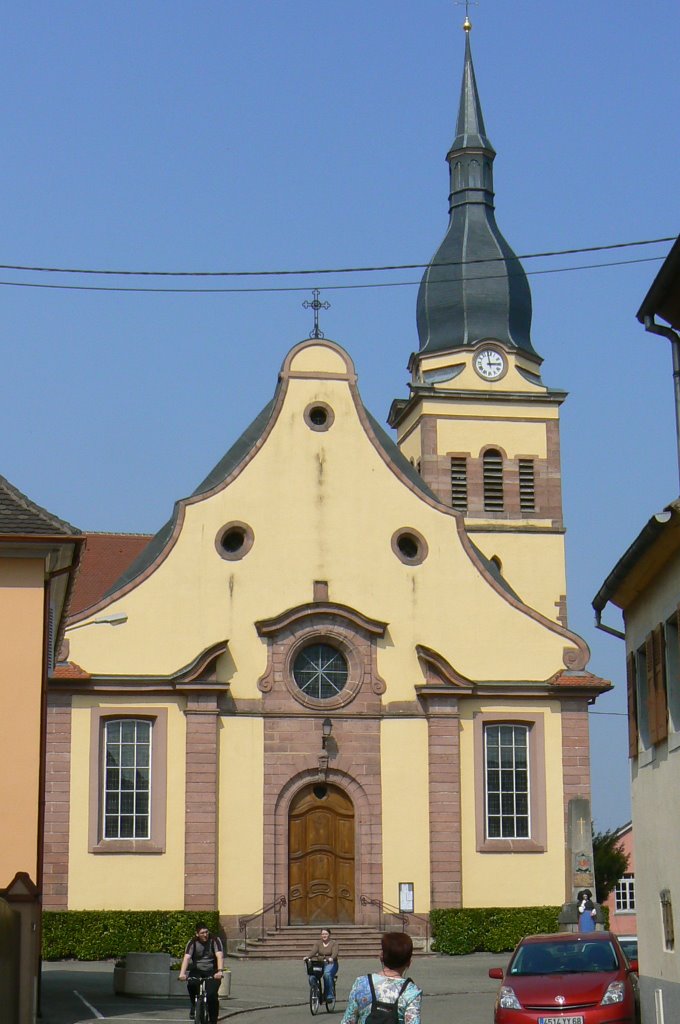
top-left (302, 289), bottom-right (331, 340)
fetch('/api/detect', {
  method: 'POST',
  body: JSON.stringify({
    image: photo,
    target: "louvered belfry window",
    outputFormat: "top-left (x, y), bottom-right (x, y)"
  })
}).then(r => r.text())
top-left (483, 449), bottom-right (504, 511)
top-left (450, 456), bottom-right (468, 512)
top-left (519, 459), bottom-right (536, 514)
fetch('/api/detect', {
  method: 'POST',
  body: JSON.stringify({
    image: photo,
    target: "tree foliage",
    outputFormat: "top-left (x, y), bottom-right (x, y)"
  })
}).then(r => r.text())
top-left (592, 828), bottom-right (628, 903)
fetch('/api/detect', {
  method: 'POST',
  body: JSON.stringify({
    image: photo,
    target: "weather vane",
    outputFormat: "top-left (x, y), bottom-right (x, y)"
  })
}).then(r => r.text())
top-left (454, 0), bottom-right (478, 29)
top-left (302, 289), bottom-right (331, 339)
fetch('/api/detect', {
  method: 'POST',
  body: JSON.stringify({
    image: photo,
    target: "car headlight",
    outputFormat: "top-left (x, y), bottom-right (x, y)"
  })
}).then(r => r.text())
top-left (498, 986), bottom-right (522, 1010)
top-left (601, 981), bottom-right (625, 1005)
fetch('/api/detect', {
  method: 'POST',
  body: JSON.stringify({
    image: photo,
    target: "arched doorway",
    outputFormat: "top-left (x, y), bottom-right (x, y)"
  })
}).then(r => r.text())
top-left (289, 782), bottom-right (355, 924)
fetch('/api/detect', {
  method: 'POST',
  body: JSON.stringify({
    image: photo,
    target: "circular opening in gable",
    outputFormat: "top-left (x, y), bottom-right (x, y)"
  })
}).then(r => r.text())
top-left (215, 521), bottom-right (254, 561)
top-left (391, 528), bottom-right (428, 566)
top-left (292, 642), bottom-right (348, 700)
top-left (304, 402), bottom-right (335, 432)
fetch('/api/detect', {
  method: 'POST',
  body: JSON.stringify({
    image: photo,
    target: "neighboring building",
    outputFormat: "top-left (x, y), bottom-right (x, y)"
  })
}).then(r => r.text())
top-left (0, 476), bottom-right (82, 1024)
top-left (46, 22), bottom-right (609, 945)
top-left (593, 235), bottom-right (680, 1023)
top-left (602, 822), bottom-right (636, 938)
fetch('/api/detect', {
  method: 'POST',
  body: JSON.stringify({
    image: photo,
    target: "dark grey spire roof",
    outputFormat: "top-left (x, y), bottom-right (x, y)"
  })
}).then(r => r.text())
top-left (0, 474), bottom-right (80, 536)
top-left (416, 29), bottom-right (538, 359)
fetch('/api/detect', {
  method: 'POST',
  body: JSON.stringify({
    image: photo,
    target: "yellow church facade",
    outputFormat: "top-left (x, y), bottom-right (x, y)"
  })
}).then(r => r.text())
top-left (45, 24), bottom-right (608, 943)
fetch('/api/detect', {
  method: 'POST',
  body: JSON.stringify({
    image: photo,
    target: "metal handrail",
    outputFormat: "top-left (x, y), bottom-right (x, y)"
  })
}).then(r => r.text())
top-left (238, 895), bottom-right (287, 953)
top-left (360, 894), bottom-right (430, 948)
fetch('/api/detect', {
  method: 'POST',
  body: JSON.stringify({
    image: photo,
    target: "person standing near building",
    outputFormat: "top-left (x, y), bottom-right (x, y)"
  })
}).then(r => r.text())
top-left (341, 932), bottom-right (421, 1024)
top-left (179, 921), bottom-right (225, 1023)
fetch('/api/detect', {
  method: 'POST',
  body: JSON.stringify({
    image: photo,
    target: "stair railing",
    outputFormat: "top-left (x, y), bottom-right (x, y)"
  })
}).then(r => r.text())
top-left (359, 895), bottom-right (430, 949)
top-left (238, 895), bottom-right (287, 953)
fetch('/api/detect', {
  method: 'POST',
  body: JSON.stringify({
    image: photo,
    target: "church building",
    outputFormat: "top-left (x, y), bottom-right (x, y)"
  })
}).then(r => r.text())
top-left (46, 21), bottom-right (609, 945)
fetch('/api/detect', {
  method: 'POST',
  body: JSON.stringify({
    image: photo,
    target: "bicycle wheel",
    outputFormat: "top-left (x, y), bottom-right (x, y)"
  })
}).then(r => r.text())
top-left (195, 992), bottom-right (209, 1024)
top-left (310, 979), bottom-right (321, 1015)
top-left (325, 991), bottom-right (336, 1013)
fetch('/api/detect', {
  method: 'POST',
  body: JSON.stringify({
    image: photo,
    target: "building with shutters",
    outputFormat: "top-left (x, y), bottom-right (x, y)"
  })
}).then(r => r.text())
top-left (593, 234), bottom-right (680, 1024)
top-left (46, 20), bottom-right (610, 946)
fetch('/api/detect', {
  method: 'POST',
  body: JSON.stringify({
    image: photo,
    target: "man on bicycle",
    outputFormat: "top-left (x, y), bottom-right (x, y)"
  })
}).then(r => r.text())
top-left (179, 921), bottom-right (225, 1023)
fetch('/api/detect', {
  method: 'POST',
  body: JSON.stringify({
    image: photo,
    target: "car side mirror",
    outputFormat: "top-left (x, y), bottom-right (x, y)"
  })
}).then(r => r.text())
top-left (488, 968), bottom-right (504, 980)
top-left (627, 959), bottom-right (639, 973)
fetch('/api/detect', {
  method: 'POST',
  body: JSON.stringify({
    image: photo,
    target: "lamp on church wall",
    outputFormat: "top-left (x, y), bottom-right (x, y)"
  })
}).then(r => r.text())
top-left (318, 718), bottom-right (333, 779)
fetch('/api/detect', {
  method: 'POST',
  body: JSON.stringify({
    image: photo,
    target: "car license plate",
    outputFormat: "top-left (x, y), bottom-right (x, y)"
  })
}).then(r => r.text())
top-left (537, 1018), bottom-right (584, 1024)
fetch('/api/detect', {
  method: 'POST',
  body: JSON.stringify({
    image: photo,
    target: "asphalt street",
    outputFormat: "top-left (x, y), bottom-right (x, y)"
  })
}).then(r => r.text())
top-left (40, 952), bottom-right (504, 1024)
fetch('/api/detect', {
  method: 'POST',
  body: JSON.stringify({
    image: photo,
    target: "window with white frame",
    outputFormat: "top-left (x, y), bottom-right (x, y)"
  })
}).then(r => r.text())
top-left (615, 874), bottom-right (636, 913)
top-left (484, 724), bottom-right (530, 839)
top-left (103, 719), bottom-right (151, 840)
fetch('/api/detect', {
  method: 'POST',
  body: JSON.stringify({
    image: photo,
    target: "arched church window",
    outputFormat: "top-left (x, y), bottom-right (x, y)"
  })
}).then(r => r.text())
top-left (454, 161), bottom-right (463, 189)
top-left (483, 449), bottom-right (504, 511)
top-left (469, 159), bottom-right (481, 187)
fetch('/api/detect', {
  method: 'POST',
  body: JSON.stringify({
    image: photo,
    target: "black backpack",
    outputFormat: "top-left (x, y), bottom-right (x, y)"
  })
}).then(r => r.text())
top-left (366, 975), bottom-right (412, 1024)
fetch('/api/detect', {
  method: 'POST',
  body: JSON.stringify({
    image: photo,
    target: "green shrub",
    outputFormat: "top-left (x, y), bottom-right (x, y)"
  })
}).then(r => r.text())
top-left (430, 906), bottom-right (562, 955)
top-left (42, 910), bottom-right (221, 961)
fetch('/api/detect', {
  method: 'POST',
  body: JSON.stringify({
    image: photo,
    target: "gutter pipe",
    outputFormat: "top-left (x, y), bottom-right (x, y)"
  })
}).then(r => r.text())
top-left (643, 315), bottom-right (680, 487)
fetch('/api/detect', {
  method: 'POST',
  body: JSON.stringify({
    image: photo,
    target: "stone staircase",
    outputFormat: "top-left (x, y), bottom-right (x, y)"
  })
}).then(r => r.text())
top-left (233, 923), bottom-right (432, 960)
top-left (234, 924), bottom-right (389, 960)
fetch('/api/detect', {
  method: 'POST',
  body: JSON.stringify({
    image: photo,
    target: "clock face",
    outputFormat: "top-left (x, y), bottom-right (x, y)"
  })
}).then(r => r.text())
top-left (474, 348), bottom-right (506, 380)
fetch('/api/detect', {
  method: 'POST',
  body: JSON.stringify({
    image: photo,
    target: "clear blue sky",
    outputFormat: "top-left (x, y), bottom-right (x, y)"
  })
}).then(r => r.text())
top-left (3, 2), bottom-right (679, 831)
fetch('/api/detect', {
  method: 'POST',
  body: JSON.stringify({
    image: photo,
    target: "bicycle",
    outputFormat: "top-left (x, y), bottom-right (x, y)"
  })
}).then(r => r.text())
top-left (305, 958), bottom-right (336, 1014)
top-left (190, 974), bottom-right (215, 1024)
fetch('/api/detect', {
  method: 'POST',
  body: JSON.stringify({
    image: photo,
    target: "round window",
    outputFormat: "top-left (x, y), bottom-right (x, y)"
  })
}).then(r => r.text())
top-left (215, 521), bottom-right (254, 561)
top-left (292, 643), bottom-right (348, 700)
top-left (304, 402), bottom-right (335, 432)
top-left (391, 527), bottom-right (429, 565)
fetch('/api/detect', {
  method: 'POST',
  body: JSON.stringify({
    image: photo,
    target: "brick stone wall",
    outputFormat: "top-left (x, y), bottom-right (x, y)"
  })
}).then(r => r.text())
top-left (43, 693), bottom-right (72, 909)
top-left (560, 697), bottom-right (592, 837)
top-left (426, 705), bottom-right (462, 908)
top-left (184, 693), bottom-right (220, 911)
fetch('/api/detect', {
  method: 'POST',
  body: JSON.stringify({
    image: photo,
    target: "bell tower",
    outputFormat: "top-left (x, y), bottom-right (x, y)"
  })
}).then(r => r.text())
top-left (389, 18), bottom-right (568, 625)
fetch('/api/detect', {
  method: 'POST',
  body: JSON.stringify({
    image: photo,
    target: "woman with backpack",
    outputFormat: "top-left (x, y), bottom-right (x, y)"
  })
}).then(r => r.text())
top-left (341, 932), bottom-right (422, 1024)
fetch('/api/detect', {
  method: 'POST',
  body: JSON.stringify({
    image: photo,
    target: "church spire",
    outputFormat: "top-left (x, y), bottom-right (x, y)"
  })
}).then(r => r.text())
top-left (416, 20), bottom-right (538, 359)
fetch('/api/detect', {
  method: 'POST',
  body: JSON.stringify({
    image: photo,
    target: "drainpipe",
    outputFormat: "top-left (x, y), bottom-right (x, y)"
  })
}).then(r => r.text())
top-left (593, 608), bottom-right (625, 641)
top-left (644, 315), bottom-right (680, 487)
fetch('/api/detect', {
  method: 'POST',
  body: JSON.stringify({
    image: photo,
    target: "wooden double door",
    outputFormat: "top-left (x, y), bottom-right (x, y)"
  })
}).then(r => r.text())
top-left (289, 783), bottom-right (355, 924)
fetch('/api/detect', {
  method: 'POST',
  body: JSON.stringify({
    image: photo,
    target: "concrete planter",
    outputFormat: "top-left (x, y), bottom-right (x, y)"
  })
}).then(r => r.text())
top-left (113, 952), bottom-right (231, 998)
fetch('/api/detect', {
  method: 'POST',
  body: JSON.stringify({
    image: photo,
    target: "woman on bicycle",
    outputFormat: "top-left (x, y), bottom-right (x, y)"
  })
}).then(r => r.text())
top-left (306, 927), bottom-right (339, 1002)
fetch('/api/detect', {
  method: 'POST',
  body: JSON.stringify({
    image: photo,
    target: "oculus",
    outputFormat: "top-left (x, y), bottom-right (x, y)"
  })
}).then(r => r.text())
top-left (292, 642), bottom-right (348, 700)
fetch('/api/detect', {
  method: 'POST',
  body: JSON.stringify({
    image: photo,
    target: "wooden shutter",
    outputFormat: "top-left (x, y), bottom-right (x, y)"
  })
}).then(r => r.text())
top-left (626, 651), bottom-right (638, 758)
top-left (652, 624), bottom-right (668, 743)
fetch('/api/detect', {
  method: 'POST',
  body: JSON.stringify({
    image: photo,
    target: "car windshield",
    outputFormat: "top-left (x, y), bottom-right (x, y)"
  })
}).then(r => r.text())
top-left (510, 941), bottom-right (619, 975)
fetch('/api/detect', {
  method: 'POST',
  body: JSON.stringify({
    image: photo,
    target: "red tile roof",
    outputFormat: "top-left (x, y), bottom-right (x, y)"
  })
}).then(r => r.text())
top-left (69, 533), bottom-right (152, 616)
top-left (549, 670), bottom-right (612, 691)
top-left (52, 661), bottom-right (91, 680)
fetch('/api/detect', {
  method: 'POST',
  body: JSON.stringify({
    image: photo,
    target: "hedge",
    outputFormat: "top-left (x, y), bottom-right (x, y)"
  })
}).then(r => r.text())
top-left (430, 906), bottom-right (562, 955)
top-left (42, 910), bottom-right (221, 961)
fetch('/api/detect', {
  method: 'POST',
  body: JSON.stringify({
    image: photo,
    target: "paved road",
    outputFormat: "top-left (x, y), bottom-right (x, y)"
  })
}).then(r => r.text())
top-left (40, 953), bottom-right (506, 1024)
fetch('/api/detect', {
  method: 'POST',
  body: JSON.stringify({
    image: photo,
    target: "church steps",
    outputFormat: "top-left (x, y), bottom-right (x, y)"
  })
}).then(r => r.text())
top-left (231, 925), bottom-right (430, 960)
